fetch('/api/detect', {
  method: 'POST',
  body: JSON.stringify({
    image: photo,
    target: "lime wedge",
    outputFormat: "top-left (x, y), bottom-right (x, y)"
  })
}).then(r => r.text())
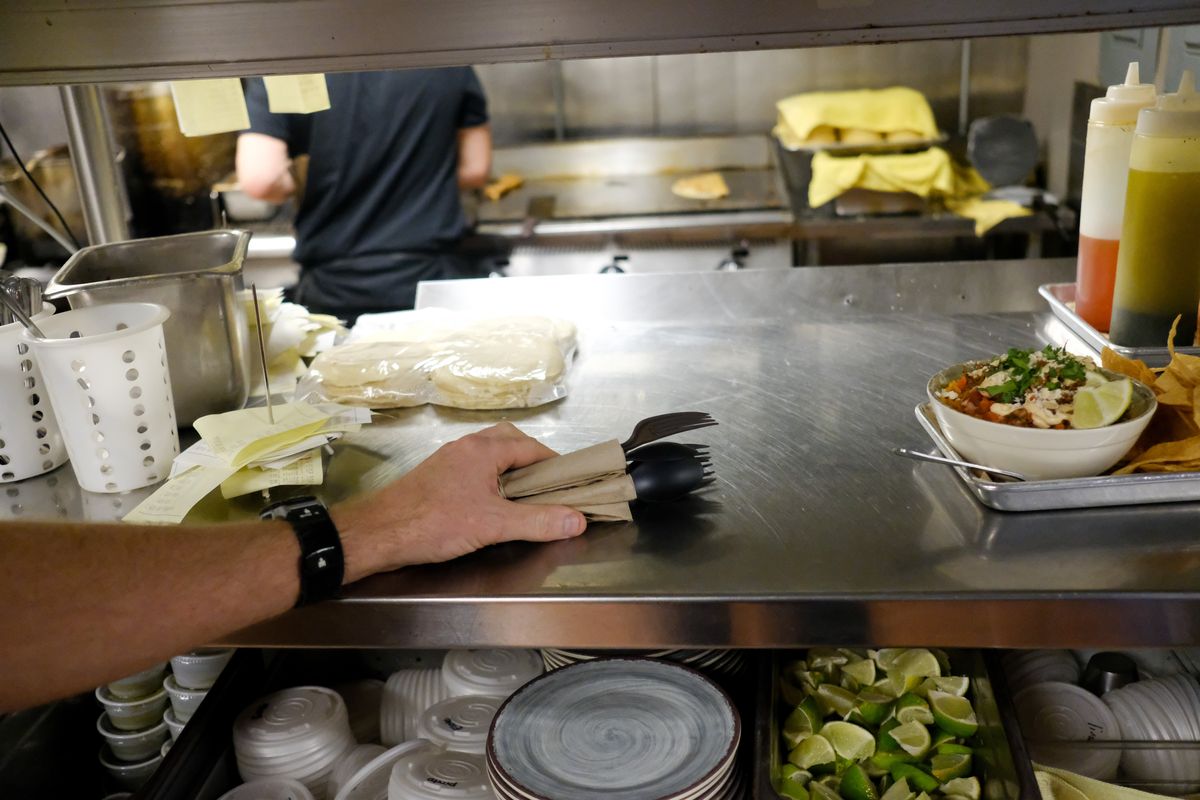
top-left (931, 730), bottom-right (959, 749)
top-left (890, 650), bottom-right (941, 692)
top-left (810, 647), bottom-right (851, 671)
top-left (937, 743), bottom-right (974, 756)
top-left (781, 765), bottom-right (813, 800)
top-left (821, 721), bottom-right (877, 761)
top-left (842, 659), bottom-right (877, 689)
top-left (780, 784), bottom-right (812, 800)
top-left (929, 691), bottom-right (979, 738)
top-left (816, 684), bottom-right (859, 718)
top-left (785, 701), bottom-right (821, 743)
top-left (855, 690), bottom-right (895, 727)
top-left (876, 718), bottom-right (903, 752)
top-left (782, 764), bottom-right (811, 785)
top-left (879, 777), bottom-right (913, 800)
top-left (888, 721), bottom-right (931, 759)
top-left (916, 676), bottom-right (970, 699)
top-left (1073, 377), bottom-right (1133, 429)
top-left (811, 781), bottom-right (843, 800)
top-left (840, 764), bottom-right (879, 800)
top-left (888, 764), bottom-right (940, 794)
top-left (895, 693), bottom-right (934, 725)
top-left (790, 734), bottom-right (837, 771)
top-left (930, 753), bottom-right (972, 782)
top-left (941, 777), bottom-right (981, 800)
top-left (871, 649), bottom-right (908, 670)
top-left (871, 677), bottom-right (902, 699)
top-left (871, 751), bottom-right (916, 771)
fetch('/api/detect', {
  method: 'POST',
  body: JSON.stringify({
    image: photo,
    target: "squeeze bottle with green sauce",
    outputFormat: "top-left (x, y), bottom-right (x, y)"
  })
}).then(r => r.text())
top-left (1109, 70), bottom-right (1200, 347)
top-left (1074, 62), bottom-right (1156, 332)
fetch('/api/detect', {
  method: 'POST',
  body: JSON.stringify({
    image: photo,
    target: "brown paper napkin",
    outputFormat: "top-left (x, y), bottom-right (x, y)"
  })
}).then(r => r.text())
top-left (500, 439), bottom-right (635, 521)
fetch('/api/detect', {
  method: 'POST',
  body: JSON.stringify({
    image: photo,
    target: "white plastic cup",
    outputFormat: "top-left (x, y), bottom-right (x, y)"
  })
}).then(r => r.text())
top-left (99, 745), bottom-right (163, 790)
top-left (164, 674), bottom-right (207, 722)
top-left (107, 662), bottom-right (168, 700)
top-left (170, 648), bottom-right (234, 690)
top-left (24, 302), bottom-right (179, 493)
top-left (164, 707), bottom-right (186, 741)
top-left (95, 685), bottom-right (168, 731)
top-left (0, 304), bottom-right (69, 482)
top-left (97, 712), bottom-right (169, 762)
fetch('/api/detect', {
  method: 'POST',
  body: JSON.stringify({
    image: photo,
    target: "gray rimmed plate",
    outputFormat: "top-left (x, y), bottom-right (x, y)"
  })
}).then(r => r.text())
top-left (487, 657), bottom-right (740, 800)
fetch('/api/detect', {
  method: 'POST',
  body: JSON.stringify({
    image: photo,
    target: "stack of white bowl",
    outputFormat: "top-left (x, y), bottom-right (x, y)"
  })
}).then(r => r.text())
top-left (1014, 681), bottom-right (1123, 779)
top-left (234, 686), bottom-right (357, 800)
top-left (95, 662), bottom-right (169, 789)
top-left (1003, 650), bottom-right (1080, 693)
top-left (217, 778), bottom-right (317, 800)
top-left (388, 745), bottom-right (495, 800)
top-left (414, 696), bottom-right (501, 755)
top-left (381, 669), bottom-right (449, 745)
top-left (442, 650), bottom-right (543, 699)
top-left (1104, 675), bottom-right (1200, 793)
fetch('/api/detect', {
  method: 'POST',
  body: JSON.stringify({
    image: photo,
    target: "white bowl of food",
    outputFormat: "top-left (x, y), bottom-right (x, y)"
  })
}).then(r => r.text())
top-left (927, 347), bottom-right (1156, 480)
top-left (107, 662), bottom-right (168, 700)
top-left (163, 674), bottom-right (207, 722)
top-left (96, 713), bottom-right (169, 762)
top-left (98, 745), bottom-right (163, 790)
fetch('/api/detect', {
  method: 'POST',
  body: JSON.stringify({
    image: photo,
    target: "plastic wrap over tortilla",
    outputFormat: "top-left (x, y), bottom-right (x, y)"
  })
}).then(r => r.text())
top-left (296, 309), bottom-right (577, 409)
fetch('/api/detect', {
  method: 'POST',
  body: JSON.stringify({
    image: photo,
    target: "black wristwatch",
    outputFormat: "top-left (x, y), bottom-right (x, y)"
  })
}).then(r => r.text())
top-left (261, 495), bottom-right (344, 607)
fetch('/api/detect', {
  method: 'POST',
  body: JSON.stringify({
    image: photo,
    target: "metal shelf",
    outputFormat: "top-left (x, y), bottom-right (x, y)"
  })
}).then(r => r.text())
top-left (194, 261), bottom-right (1200, 649)
top-left (3, 1), bottom-right (1200, 86)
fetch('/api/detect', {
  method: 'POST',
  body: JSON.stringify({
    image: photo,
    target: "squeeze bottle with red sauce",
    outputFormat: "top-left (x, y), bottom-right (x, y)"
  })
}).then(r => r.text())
top-left (1109, 70), bottom-right (1200, 347)
top-left (1075, 62), bottom-right (1156, 332)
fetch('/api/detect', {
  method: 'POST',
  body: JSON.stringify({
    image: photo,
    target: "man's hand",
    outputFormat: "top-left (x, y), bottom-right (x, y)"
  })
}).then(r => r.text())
top-left (334, 423), bottom-right (587, 581)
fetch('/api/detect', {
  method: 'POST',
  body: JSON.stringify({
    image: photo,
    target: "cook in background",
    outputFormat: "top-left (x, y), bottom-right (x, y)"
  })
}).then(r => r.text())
top-left (236, 69), bottom-right (493, 321)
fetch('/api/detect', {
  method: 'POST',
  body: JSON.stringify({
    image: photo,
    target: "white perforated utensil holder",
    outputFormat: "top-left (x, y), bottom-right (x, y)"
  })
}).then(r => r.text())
top-left (0, 304), bottom-right (69, 483)
top-left (25, 303), bottom-right (179, 493)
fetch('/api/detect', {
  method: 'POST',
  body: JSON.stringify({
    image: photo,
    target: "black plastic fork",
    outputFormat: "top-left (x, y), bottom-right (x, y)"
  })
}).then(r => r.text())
top-left (619, 411), bottom-right (717, 452)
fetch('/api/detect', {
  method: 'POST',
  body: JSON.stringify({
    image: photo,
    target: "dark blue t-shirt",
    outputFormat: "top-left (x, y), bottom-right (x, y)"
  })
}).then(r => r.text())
top-left (244, 69), bottom-right (488, 268)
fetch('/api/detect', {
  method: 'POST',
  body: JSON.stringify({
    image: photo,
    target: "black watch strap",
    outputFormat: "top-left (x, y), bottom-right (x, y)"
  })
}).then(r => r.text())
top-left (261, 496), bottom-right (344, 607)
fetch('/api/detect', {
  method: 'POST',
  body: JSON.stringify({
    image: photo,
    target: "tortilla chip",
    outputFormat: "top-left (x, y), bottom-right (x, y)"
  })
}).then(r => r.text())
top-left (1101, 347), bottom-right (1157, 387)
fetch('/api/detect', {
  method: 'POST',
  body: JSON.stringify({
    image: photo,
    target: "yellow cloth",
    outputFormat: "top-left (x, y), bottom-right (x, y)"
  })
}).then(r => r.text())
top-left (775, 86), bottom-right (938, 144)
top-left (808, 147), bottom-right (984, 206)
top-left (1035, 764), bottom-right (1177, 800)
top-left (808, 146), bottom-right (1029, 235)
top-left (947, 197), bottom-right (1034, 236)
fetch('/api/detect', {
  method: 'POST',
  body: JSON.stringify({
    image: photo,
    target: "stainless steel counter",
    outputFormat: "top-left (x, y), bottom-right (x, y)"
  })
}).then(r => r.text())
top-left (15, 259), bottom-right (1200, 648)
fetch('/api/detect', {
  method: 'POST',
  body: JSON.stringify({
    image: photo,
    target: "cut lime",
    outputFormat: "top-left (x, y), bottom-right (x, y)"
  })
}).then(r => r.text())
top-left (930, 753), bottom-right (972, 782)
top-left (791, 734), bottom-right (837, 771)
top-left (890, 650), bottom-right (941, 691)
top-left (871, 677), bottom-right (902, 699)
top-left (816, 684), bottom-right (859, 718)
top-left (929, 691), bottom-right (979, 738)
top-left (821, 721), bottom-right (877, 761)
top-left (941, 777), bottom-right (981, 800)
top-left (936, 743), bottom-right (974, 756)
top-left (810, 647), bottom-right (851, 670)
top-left (895, 693), bottom-right (934, 726)
top-left (842, 659), bottom-right (877, 689)
top-left (1073, 377), bottom-right (1133, 429)
top-left (855, 690), bottom-right (895, 727)
top-left (888, 721), bottom-right (931, 759)
top-left (811, 780), bottom-right (843, 800)
top-left (785, 701), bottom-right (822, 742)
top-left (870, 751), bottom-right (916, 771)
top-left (879, 777), bottom-right (913, 800)
top-left (782, 764), bottom-right (811, 785)
top-left (872, 649), bottom-right (908, 670)
top-left (932, 676), bottom-right (970, 697)
top-left (780, 783), bottom-right (812, 800)
top-left (888, 764), bottom-right (940, 794)
top-left (931, 730), bottom-right (959, 749)
top-left (840, 764), bottom-right (879, 800)
top-left (876, 718), bottom-right (903, 752)
top-left (781, 765), bottom-right (813, 800)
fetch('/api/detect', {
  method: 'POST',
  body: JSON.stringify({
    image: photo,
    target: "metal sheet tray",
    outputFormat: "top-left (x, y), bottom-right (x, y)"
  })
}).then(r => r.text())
top-left (753, 649), bottom-right (1037, 800)
top-left (1038, 282), bottom-right (1200, 368)
top-left (915, 403), bottom-right (1200, 512)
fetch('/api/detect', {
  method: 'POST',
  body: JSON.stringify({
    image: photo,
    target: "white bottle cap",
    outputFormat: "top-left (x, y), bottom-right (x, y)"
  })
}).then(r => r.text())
top-left (1089, 62), bottom-right (1157, 124)
top-left (1135, 69), bottom-right (1200, 137)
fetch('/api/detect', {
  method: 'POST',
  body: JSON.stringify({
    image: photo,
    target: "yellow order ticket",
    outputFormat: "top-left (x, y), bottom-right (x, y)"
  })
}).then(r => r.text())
top-left (193, 402), bottom-right (335, 469)
top-left (220, 450), bottom-right (324, 499)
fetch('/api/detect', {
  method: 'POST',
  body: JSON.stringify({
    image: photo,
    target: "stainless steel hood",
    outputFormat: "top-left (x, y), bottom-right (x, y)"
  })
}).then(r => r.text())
top-left (2, 1), bottom-right (1200, 86)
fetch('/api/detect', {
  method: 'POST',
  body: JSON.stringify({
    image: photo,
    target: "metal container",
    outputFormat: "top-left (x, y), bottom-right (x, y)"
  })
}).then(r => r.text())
top-left (45, 230), bottom-right (251, 426)
top-left (754, 649), bottom-right (1038, 800)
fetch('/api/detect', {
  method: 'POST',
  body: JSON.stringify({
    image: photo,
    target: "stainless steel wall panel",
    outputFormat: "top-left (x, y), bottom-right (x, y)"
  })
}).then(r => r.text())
top-left (559, 57), bottom-right (657, 139)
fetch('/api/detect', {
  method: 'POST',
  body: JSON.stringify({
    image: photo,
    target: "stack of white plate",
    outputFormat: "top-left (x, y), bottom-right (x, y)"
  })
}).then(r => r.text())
top-left (1004, 650), bottom-right (1081, 693)
top-left (335, 680), bottom-right (385, 744)
top-left (442, 650), bottom-right (544, 699)
top-left (1104, 675), bottom-right (1200, 793)
top-left (415, 696), bottom-right (500, 755)
top-left (1014, 682), bottom-right (1123, 780)
top-left (540, 649), bottom-right (745, 678)
top-left (233, 687), bottom-right (357, 800)
top-left (487, 658), bottom-right (741, 800)
top-left (387, 746), bottom-right (494, 800)
top-left (381, 669), bottom-right (449, 745)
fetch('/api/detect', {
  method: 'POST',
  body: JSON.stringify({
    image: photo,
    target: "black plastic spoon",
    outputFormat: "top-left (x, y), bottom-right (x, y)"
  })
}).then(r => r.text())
top-left (629, 456), bottom-right (713, 502)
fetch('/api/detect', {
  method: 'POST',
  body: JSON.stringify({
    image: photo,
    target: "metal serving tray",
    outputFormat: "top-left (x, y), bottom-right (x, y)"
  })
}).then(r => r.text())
top-left (1038, 282), bottom-right (1200, 368)
top-left (915, 403), bottom-right (1200, 512)
top-left (753, 649), bottom-right (1037, 800)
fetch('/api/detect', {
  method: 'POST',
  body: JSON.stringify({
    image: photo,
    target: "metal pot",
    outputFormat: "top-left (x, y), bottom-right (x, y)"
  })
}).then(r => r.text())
top-left (0, 144), bottom-right (85, 246)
